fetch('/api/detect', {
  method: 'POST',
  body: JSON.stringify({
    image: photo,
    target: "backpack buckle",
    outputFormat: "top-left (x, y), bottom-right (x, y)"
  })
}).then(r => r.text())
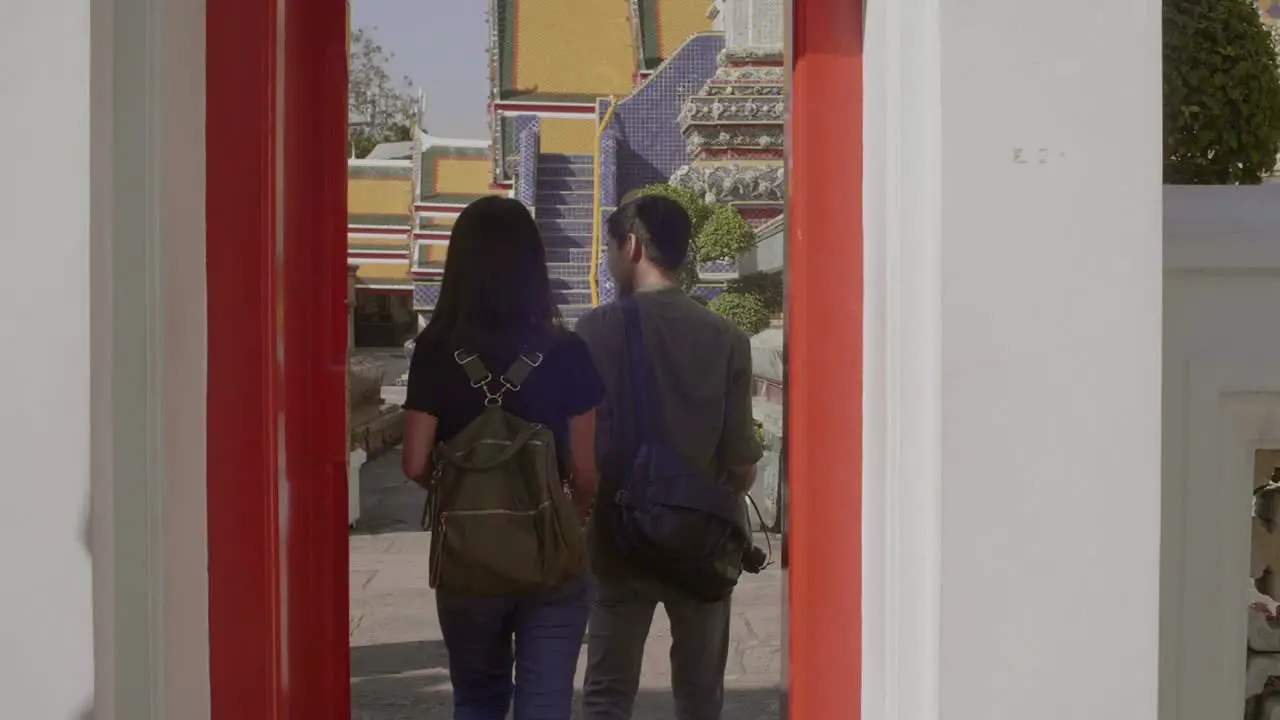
top-left (499, 352), bottom-right (544, 392)
top-left (454, 350), bottom-right (493, 388)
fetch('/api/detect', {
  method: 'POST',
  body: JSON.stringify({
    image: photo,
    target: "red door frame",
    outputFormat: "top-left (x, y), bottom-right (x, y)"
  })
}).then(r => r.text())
top-left (206, 0), bottom-right (864, 716)
top-left (207, 0), bottom-right (349, 716)
top-left (206, 0), bottom-right (284, 713)
top-left (787, 0), bottom-right (864, 717)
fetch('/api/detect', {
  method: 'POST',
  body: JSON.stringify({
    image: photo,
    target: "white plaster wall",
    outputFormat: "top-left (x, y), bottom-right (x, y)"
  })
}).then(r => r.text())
top-left (0, 1), bottom-right (97, 716)
top-left (1161, 185), bottom-right (1280, 720)
top-left (936, 2), bottom-right (1163, 715)
top-left (3, 0), bottom-right (209, 716)
top-left (863, 0), bottom-right (1162, 718)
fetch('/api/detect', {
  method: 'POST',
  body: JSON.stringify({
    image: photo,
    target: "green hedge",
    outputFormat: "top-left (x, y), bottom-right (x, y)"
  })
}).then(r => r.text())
top-left (1164, 0), bottom-right (1280, 183)
top-left (709, 292), bottom-right (771, 336)
top-left (630, 184), bottom-right (772, 334)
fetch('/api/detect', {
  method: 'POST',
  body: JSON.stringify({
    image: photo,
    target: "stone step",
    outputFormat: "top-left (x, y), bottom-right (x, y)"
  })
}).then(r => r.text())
top-left (546, 262), bottom-right (590, 279)
top-left (554, 289), bottom-right (594, 306)
top-left (538, 176), bottom-right (594, 193)
top-left (543, 234), bottom-right (592, 250)
top-left (545, 248), bottom-right (594, 265)
top-left (550, 276), bottom-right (592, 291)
top-left (539, 205), bottom-right (594, 221)
top-left (539, 153), bottom-right (594, 166)
top-left (538, 164), bottom-right (594, 180)
top-left (538, 218), bottom-right (593, 236)
top-left (559, 304), bottom-right (593, 321)
top-left (536, 190), bottom-right (595, 208)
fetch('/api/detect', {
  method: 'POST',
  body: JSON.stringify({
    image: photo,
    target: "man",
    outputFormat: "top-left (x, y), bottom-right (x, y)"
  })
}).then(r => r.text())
top-left (575, 195), bottom-right (763, 720)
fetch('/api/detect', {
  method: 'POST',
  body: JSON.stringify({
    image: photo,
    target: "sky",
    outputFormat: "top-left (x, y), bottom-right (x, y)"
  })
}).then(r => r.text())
top-left (351, 0), bottom-right (490, 140)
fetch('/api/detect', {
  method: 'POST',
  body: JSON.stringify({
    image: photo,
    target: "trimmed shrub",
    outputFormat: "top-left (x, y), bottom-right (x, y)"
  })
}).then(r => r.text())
top-left (709, 292), bottom-right (771, 336)
top-left (1164, 0), bottom-right (1280, 183)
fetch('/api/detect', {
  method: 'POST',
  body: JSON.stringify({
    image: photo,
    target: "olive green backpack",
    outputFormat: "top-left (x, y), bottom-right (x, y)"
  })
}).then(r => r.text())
top-left (425, 349), bottom-right (585, 595)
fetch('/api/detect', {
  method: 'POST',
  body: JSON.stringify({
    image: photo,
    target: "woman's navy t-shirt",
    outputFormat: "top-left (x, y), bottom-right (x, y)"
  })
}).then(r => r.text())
top-left (402, 330), bottom-right (605, 451)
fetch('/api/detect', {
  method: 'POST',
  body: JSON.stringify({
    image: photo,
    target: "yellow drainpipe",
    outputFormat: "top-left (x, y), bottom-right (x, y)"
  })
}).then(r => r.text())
top-left (590, 97), bottom-right (620, 306)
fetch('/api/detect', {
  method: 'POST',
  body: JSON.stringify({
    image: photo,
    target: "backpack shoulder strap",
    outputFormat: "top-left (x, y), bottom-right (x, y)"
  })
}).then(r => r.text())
top-left (500, 351), bottom-right (544, 391)
top-left (453, 349), bottom-right (492, 387)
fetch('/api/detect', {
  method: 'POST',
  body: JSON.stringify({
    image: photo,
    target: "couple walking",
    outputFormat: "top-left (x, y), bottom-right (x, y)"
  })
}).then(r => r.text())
top-left (400, 193), bottom-right (764, 720)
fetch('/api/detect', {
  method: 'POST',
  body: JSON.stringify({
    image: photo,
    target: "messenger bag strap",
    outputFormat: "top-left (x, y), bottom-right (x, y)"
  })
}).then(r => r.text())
top-left (620, 297), bottom-right (660, 446)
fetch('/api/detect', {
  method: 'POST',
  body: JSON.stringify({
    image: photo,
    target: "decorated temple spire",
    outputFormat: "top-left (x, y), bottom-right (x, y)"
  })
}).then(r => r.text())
top-left (670, 0), bottom-right (786, 224)
top-left (415, 87), bottom-right (427, 133)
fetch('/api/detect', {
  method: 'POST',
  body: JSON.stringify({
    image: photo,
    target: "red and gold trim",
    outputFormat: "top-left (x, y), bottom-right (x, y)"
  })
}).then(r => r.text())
top-left (491, 101), bottom-right (598, 116)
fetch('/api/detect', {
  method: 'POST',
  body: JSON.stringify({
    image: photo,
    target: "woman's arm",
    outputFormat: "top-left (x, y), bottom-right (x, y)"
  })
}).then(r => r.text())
top-left (568, 408), bottom-right (598, 522)
top-left (401, 410), bottom-right (439, 486)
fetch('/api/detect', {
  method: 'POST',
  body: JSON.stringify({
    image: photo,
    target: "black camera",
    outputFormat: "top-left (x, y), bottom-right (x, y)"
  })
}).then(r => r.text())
top-left (742, 542), bottom-right (769, 574)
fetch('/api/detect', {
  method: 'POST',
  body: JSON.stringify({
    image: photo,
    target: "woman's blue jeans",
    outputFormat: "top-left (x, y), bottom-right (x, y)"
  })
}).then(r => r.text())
top-left (436, 577), bottom-right (589, 720)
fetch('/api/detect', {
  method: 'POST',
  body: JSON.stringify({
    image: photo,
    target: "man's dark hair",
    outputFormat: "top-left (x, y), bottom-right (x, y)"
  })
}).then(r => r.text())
top-left (605, 195), bottom-right (692, 271)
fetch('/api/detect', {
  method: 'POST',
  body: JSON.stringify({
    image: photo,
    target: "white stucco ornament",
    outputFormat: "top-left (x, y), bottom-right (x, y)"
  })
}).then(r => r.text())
top-left (1250, 604), bottom-right (1280, 652)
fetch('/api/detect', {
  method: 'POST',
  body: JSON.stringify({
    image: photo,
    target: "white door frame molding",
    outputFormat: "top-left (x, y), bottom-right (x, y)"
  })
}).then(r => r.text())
top-left (862, 0), bottom-right (943, 716)
top-left (91, 0), bottom-right (209, 715)
top-left (1162, 184), bottom-right (1280, 720)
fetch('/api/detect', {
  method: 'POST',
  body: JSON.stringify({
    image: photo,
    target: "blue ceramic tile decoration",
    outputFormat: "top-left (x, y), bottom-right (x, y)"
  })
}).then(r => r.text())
top-left (594, 35), bottom-right (724, 304)
top-left (413, 282), bottom-right (441, 311)
top-left (514, 116), bottom-right (540, 210)
top-left (608, 34), bottom-right (724, 200)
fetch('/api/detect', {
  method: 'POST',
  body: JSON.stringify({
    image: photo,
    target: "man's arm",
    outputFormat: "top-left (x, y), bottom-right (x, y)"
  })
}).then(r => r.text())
top-left (721, 331), bottom-right (764, 493)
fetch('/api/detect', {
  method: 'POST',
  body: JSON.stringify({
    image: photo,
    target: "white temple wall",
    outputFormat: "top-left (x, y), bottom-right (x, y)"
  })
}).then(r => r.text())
top-left (1162, 185), bottom-right (1280, 720)
top-left (0, 0), bottom-right (210, 716)
top-left (863, 0), bottom-right (1162, 718)
top-left (0, 1), bottom-right (97, 715)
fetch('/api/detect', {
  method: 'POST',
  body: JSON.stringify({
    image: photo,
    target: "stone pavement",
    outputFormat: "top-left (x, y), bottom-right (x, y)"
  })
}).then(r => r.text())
top-left (350, 449), bottom-right (784, 719)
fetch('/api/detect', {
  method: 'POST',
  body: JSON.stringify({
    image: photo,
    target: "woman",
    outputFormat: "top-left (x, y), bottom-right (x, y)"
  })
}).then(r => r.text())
top-left (400, 195), bottom-right (602, 720)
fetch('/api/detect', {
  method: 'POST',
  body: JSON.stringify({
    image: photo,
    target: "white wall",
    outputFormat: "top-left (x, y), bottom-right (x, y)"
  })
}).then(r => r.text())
top-left (0, 1), bottom-right (97, 716)
top-left (863, 1), bottom-right (1163, 719)
top-left (1, 0), bottom-right (209, 717)
top-left (1161, 185), bottom-right (1280, 720)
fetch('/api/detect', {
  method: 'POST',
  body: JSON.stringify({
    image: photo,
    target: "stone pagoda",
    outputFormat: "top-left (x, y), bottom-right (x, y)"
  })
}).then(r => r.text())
top-left (669, 0), bottom-right (785, 228)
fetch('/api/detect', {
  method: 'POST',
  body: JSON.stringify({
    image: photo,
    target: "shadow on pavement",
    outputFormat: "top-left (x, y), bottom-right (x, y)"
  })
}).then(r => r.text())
top-left (351, 641), bottom-right (782, 720)
top-left (351, 449), bottom-right (428, 536)
top-left (353, 673), bottom-right (780, 720)
top-left (350, 452), bottom-right (784, 719)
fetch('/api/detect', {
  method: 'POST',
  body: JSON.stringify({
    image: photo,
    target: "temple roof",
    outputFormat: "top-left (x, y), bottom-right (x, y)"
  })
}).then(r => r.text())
top-left (348, 158), bottom-right (413, 228)
top-left (493, 0), bottom-right (635, 103)
top-left (414, 242), bottom-right (448, 272)
top-left (637, 0), bottom-right (716, 70)
top-left (365, 141), bottom-right (414, 160)
top-left (417, 131), bottom-right (493, 205)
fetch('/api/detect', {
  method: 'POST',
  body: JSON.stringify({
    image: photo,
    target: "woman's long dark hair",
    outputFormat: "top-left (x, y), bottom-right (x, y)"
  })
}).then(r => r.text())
top-left (418, 196), bottom-right (562, 358)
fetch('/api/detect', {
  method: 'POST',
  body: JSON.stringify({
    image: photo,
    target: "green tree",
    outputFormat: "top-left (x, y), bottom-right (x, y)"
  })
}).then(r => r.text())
top-left (632, 184), bottom-right (757, 290)
top-left (629, 184), bottom-right (772, 334)
top-left (726, 271), bottom-right (783, 315)
top-left (349, 27), bottom-right (418, 159)
top-left (1164, 0), bottom-right (1280, 183)
top-left (708, 292), bottom-right (771, 336)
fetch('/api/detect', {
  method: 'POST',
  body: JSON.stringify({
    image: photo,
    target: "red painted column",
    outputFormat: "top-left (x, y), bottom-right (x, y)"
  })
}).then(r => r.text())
top-left (281, 0), bottom-right (351, 716)
top-left (206, 0), bottom-right (285, 716)
top-left (208, 0), bottom-right (348, 716)
top-left (786, 0), bottom-right (864, 717)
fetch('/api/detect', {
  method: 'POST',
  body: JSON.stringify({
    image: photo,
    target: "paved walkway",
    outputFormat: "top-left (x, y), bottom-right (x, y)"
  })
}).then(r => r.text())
top-left (350, 450), bottom-right (784, 719)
